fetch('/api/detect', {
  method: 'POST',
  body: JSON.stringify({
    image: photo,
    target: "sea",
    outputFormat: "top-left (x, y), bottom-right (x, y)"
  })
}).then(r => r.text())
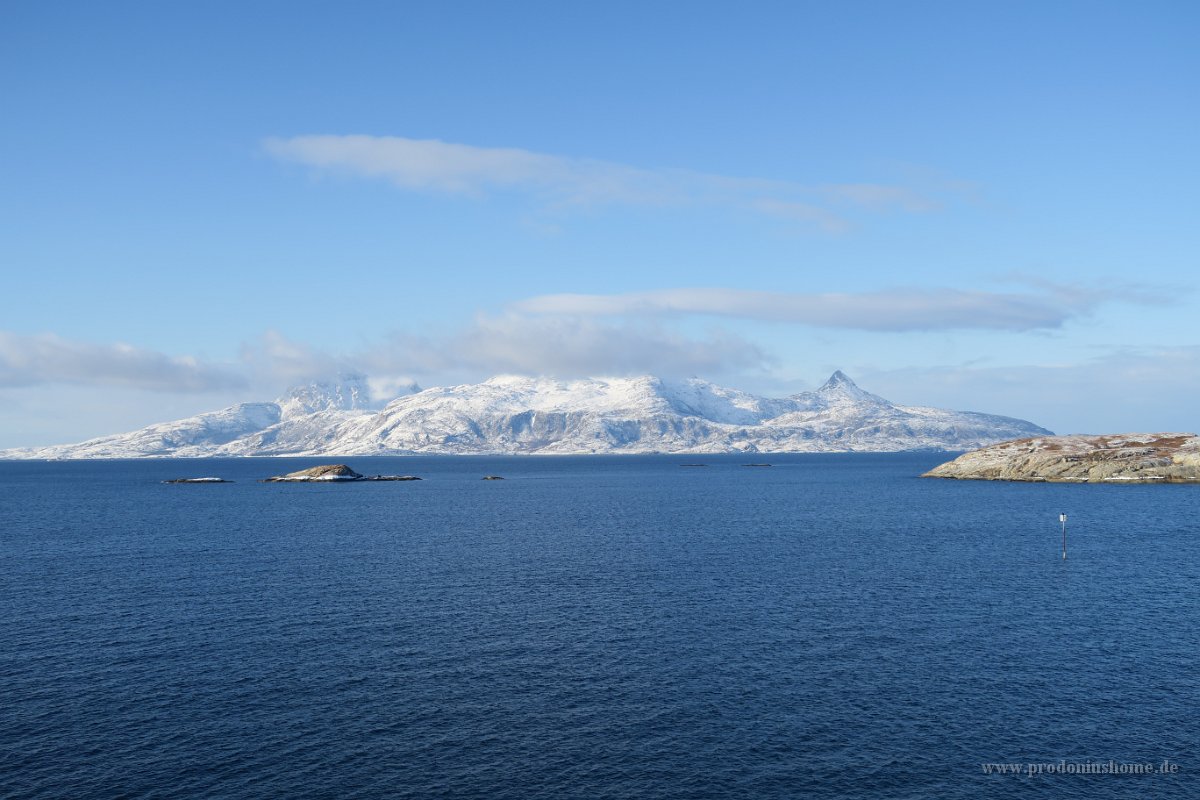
top-left (1, 454), bottom-right (1197, 799)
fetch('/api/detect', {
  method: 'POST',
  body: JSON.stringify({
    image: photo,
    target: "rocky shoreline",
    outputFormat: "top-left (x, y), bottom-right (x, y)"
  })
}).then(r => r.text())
top-left (923, 433), bottom-right (1200, 484)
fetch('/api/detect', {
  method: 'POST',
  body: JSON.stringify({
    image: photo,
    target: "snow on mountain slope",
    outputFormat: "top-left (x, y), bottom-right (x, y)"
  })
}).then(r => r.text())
top-left (217, 374), bottom-right (405, 456)
top-left (5, 403), bottom-right (282, 459)
top-left (0, 372), bottom-right (1052, 458)
top-left (661, 377), bottom-right (796, 425)
top-left (276, 373), bottom-right (377, 419)
top-left (216, 409), bottom-right (373, 456)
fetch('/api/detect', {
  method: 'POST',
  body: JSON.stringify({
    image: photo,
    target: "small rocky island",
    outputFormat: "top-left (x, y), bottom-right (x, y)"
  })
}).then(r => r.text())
top-left (262, 464), bottom-right (422, 482)
top-left (163, 477), bottom-right (231, 484)
top-left (923, 433), bottom-right (1200, 483)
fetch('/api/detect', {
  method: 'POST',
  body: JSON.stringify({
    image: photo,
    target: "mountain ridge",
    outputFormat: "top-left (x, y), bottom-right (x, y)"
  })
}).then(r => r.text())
top-left (0, 372), bottom-right (1053, 459)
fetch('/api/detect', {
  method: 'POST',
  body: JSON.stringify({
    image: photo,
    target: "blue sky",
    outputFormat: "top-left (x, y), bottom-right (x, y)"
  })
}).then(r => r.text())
top-left (1, 0), bottom-right (1197, 446)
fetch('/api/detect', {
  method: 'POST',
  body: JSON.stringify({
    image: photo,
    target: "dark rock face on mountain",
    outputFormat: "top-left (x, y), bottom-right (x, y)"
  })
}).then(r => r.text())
top-left (923, 433), bottom-right (1200, 483)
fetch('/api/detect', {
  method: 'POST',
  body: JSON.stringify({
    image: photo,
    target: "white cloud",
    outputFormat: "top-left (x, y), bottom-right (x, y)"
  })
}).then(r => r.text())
top-left (264, 135), bottom-right (579, 196)
top-left (238, 329), bottom-right (349, 386)
top-left (263, 134), bottom-right (938, 230)
top-left (0, 331), bottom-right (246, 392)
top-left (222, 318), bottom-right (772, 402)
top-left (359, 313), bottom-right (772, 381)
top-left (511, 282), bottom-right (1164, 332)
top-left (1, 276), bottom-right (1172, 402)
top-left (0, 318), bottom-right (767, 402)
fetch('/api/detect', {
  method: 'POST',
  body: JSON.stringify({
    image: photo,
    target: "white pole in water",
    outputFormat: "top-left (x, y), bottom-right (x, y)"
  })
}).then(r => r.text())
top-left (1060, 513), bottom-right (1068, 560)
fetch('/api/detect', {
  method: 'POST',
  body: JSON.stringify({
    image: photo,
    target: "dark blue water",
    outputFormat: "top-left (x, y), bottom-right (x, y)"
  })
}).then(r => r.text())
top-left (1, 455), bottom-right (1197, 798)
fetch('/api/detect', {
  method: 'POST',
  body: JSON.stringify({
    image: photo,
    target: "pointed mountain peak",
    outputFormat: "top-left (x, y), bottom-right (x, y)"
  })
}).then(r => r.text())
top-left (818, 370), bottom-right (872, 397)
top-left (820, 370), bottom-right (857, 390)
top-left (803, 370), bottom-right (890, 407)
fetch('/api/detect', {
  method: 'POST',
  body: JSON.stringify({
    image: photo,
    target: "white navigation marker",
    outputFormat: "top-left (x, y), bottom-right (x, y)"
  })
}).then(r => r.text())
top-left (1060, 513), bottom-right (1068, 560)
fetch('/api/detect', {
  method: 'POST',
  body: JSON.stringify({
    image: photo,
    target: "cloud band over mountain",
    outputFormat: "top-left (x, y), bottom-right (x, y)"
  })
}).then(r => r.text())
top-left (512, 283), bottom-right (1158, 332)
top-left (0, 282), bottom-right (1169, 392)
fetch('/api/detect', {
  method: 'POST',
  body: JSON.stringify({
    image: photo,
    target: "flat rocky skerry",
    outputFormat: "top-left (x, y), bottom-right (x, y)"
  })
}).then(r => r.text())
top-left (923, 433), bottom-right (1200, 483)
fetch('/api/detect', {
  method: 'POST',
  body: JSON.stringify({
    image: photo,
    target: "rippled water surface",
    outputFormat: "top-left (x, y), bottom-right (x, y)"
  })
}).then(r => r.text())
top-left (2, 454), bottom-right (1198, 798)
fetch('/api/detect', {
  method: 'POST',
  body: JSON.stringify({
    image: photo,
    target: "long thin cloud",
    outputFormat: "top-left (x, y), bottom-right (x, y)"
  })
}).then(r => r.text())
top-left (511, 284), bottom-right (1159, 332)
top-left (263, 134), bottom-right (932, 230)
top-left (0, 331), bottom-right (247, 392)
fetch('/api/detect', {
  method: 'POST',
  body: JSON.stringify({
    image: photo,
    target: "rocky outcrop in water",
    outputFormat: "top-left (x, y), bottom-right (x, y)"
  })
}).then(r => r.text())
top-left (923, 433), bottom-right (1200, 483)
top-left (263, 464), bottom-right (421, 482)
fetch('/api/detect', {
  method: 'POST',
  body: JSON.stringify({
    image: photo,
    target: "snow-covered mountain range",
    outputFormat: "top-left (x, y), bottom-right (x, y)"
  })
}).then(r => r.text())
top-left (0, 371), bottom-right (1051, 458)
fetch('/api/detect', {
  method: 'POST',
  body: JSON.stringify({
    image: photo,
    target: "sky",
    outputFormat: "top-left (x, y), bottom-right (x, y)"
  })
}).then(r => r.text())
top-left (1, 0), bottom-right (1197, 447)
